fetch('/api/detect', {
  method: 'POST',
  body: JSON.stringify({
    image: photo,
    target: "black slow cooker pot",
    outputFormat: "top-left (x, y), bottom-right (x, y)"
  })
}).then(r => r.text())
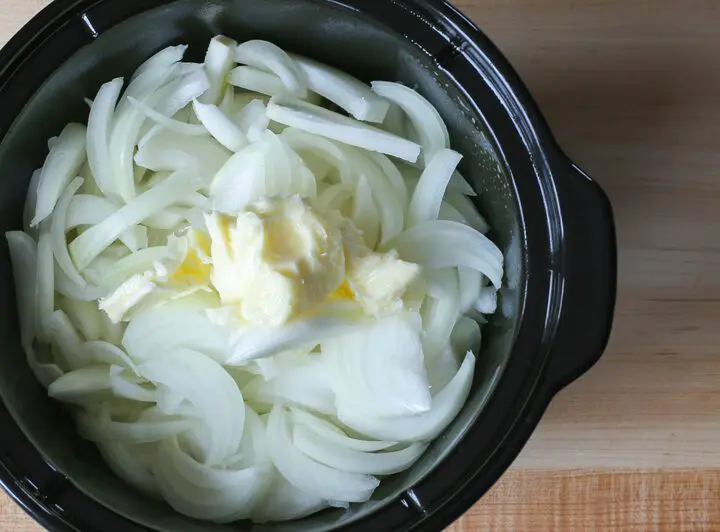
top-left (0, 0), bottom-right (616, 531)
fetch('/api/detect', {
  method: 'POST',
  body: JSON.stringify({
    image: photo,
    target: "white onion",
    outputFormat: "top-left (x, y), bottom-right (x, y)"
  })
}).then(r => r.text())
top-left (135, 131), bottom-right (231, 183)
top-left (390, 220), bottom-right (504, 288)
top-left (407, 149), bottom-right (463, 227)
top-left (267, 97), bottom-right (421, 163)
top-left (293, 424), bottom-right (427, 475)
top-left (235, 40), bottom-right (307, 98)
top-left (290, 54), bottom-right (389, 123)
top-left (337, 352), bottom-right (475, 442)
top-left (266, 406), bottom-right (379, 503)
top-left (192, 100), bottom-right (247, 152)
top-left (199, 35), bottom-right (238, 105)
top-left (87, 78), bottom-right (124, 199)
top-left (371, 81), bottom-right (450, 165)
top-left (69, 170), bottom-right (202, 270)
top-left (227, 302), bottom-right (368, 365)
top-left (324, 313), bottom-right (431, 419)
top-left (31, 123), bottom-right (87, 227)
top-left (229, 66), bottom-right (290, 97)
top-left (292, 409), bottom-right (397, 452)
top-left (138, 348), bottom-right (244, 465)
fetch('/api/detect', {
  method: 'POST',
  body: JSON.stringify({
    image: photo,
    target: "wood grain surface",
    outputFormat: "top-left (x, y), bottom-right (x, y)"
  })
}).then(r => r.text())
top-left (1, 0), bottom-right (719, 530)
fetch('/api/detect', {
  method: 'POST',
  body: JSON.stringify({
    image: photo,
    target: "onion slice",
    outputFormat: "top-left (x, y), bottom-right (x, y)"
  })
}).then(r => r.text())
top-left (290, 54), bottom-right (389, 123)
top-left (293, 424), bottom-right (427, 475)
top-left (69, 170), bottom-right (202, 270)
top-left (371, 81), bottom-right (450, 165)
top-left (235, 40), bottom-right (307, 98)
top-left (192, 100), bottom-right (247, 152)
top-left (338, 352), bottom-right (475, 442)
top-left (266, 406), bottom-right (379, 503)
top-left (407, 149), bottom-right (463, 227)
top-left (87, 78), bottom-right (123, 199)
top-left (199, 35), bottom-right (238, 105)
top-left (390, 220), bottom-right (503, 288)
top-left (267, 97), bottom-right (421, 163)
top-left (31, 123), bottom-right (87, 227)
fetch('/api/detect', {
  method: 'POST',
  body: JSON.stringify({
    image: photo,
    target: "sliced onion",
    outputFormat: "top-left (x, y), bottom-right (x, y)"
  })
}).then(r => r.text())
top-left (69, 170), bottom-right (202, 270)
top-left (338, 352), bottom-right (475, 442)
top-left (67, 194), bottom-right (146, 251)
top-left (291, 409), bottom-right (397, 452)
top-left (31, 123), bottom-right (87, 227)
top-left (153, 64), bottom-right (211, 118)
top-left (51, 178), bottom-right (87, 288)
top-left (87, 78), bottom-right (123, 199)
top-left (281, 128), bottom-right (353, 184)
top-left (445, 192), bottom-right (489, 234)
top-left (390, 220), bottom-right (503, 288)
top-left (235, 40), bottom-right (307, 98)
top-left (266, 406), bottom-right (379, 503)
top-left (236, 99), bottom-right (270, 142)
top-left (82, 341), bottom-right (138, 373)
top-left (250, 469), bottom-right (326, 523)
top-left (135, 131), bottom-right (231, 183)
top-left (44, 309), bottom-right (86, 370)
top-left (324, 312), bottom-right (431, 419)
top-left (451, 317), bottom-right (482, 357)
top-left (48, 366), bottom-right (110, 402)
top-left (26, 345), bottom-right (64, 388)
top-left (78, 409), bottom-right (189, 444)
top-left (421, 269), bottom-right (461, 358)
top-left (6, 231), bottom-right (37, 348)
top-left (123, 307), bottom-right (231, 363)
top-left (294, 424), bottom-right (427, 475)
top-left (54, 263), bottom-right (106, 302)
top-left (128, 97), bottom-right (206, 136)
top-left (199, 35), bottom-right (237, 105)
top-left (210, 143), bottom-right (267, 214)
top-left (371, 81), bottom-right (449, 165)
top-left (96, 440), bottom-right (161, 498)
top-left (229, 66), bottom-right (290, 97)
top-left (351, 176), bottom-right (379, 249)
top-left (367, 152), bottom-right (409, 209)
top-left (244, 358), bottom-right (335, 415)
top-left (290, 54), bottom-right (389, 123)
top-left (475, 286), bottom-right (498, 314)
top-left (407, 149), bottom-right (463, 227)
top-left (153, 437), bottom-right (268, 523)
top-left (344, 148), bottom-right (405, 245)
top-left (458, 267), bottom-right (486, 314)
top-left (267, 97), bottom-right (421, 163)
top-left (192, 100), bottom-right (247, 152)
top-left (111, 52), bottom-right (185, 202)
top-left (227, 302), bottom-right (368, 365)
top-left (138, 349), bottom-right (244, 465)
top-left (60, 298), bottom-right (103, 341)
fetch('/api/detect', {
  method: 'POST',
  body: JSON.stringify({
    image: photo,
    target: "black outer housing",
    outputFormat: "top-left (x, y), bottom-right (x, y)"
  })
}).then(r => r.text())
top-left (0, 0), bottom-right (616, 531)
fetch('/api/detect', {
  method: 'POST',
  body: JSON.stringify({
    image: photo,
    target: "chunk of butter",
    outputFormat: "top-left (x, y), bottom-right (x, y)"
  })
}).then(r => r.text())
top-left (206, 195), bottom-right (345, 327)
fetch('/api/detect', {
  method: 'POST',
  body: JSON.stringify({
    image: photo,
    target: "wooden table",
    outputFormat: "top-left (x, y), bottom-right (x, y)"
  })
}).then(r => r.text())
top-left (2, 0), bottom-right (720, 530)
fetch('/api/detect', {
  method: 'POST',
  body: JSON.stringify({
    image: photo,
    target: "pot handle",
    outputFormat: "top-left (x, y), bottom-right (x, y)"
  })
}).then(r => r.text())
top-left (543, 160), bottom-right (617, 393)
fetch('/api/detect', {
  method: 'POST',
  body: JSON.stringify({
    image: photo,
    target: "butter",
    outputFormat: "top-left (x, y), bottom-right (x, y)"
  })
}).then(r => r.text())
top-left (205, 196), bottom-right (345, 327)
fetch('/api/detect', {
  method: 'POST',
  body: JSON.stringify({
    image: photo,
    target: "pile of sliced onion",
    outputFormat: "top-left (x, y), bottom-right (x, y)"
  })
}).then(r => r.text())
top-left (5, 36), bottom-right (504, 524)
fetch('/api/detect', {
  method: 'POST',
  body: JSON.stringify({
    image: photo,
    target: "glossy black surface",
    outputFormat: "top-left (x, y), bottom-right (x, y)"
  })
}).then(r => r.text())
top-left (0, 0), bottom-right (616, 531)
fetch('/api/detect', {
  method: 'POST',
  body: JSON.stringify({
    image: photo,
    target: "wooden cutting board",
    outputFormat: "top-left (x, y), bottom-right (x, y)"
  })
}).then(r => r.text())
top-left (2, 0), bottom-right (719, 530)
